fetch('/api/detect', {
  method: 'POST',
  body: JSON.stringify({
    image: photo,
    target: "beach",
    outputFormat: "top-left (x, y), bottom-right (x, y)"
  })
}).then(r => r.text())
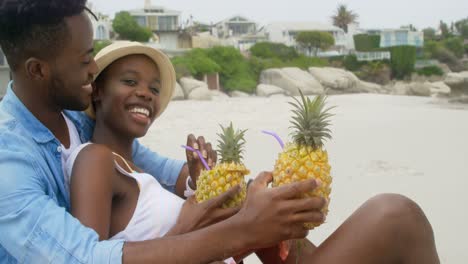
top-left (140, 94), bottom-right (468, 264)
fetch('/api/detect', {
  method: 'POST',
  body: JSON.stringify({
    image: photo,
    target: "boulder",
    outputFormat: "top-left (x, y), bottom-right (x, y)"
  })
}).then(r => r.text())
top-left (256, 84), bottom-right (288, 97)
top-left (356, 81), bottom-right (383, 94)
top-left (259, 67), bottom-right (323, 95)
top-left (229, 91), bottom-right (250, 97)
top-left (428, 82), bottom-right (451, 97)
top-left (390, 82), bottom-right (431, 97)
top-left (171, 82), bottom-right (185, 100)
top-left (187, 87), bottom-right (212, 100)
top-left (308, 67), bottom-right (359, 91)
top-left (209, 90), bottom-right (229, 100)
top-left (179, 77), bottom-right (208, 95)
top-left (444, 71), bottom-right (468, 96)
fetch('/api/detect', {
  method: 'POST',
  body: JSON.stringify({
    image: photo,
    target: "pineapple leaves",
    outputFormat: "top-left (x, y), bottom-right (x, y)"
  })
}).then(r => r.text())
top-left (288, 89), bottom-right (334, 149)
top-left (217, 122), bottom-right (247, 164)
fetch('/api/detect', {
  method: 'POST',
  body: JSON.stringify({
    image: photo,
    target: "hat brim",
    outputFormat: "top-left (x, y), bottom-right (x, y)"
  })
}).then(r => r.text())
top-left (85, 41), bottom-right (175, 120)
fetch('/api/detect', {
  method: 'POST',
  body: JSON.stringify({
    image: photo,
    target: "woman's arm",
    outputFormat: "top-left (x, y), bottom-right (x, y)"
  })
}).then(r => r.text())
top-left (70, 144), bottom-right (116, 240)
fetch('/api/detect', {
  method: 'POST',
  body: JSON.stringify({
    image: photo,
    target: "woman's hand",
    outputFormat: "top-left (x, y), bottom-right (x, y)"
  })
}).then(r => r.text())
top-left (185, 134), bottom-right (217, 188)
top-left (166, 186), bottom-right (240, 236)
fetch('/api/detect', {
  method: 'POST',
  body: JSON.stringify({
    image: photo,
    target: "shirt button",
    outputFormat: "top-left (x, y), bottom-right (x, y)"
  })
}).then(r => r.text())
top-left (57, 146), bottom-right (62, 153)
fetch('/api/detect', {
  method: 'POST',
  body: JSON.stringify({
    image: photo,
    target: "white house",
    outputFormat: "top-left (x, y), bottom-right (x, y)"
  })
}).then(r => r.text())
top-left (129, 0), bottom-right (181, 49)
top-left (87, 3), bottom-right (112, 40)
top-left (264, 21), bottom-right (347, 56)
top-left (214, 15), bottom-right (257, 39)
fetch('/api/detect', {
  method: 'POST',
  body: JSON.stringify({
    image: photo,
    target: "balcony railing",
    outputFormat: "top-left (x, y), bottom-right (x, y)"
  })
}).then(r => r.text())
top-left (355, 51), bottom-right (391, 61)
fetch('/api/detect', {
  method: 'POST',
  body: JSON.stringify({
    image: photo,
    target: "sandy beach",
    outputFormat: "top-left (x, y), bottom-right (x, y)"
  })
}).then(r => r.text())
top-left (140, 94), bottom-right (468, 264)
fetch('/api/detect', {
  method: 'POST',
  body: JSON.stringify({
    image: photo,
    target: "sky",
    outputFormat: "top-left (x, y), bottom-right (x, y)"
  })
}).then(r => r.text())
top-left (89, 0), bottom-right (468, 30)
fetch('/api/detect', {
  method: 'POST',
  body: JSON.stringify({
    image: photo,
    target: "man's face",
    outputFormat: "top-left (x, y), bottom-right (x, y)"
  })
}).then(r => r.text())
top-left (48, 12), bottom-right (97, 111)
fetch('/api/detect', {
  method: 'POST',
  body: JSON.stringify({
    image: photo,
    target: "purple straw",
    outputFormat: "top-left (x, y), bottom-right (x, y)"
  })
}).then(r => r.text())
top-left (181, 145), bottom-right (211, 170)
top-left (261, 130), bottom-right (285, 149)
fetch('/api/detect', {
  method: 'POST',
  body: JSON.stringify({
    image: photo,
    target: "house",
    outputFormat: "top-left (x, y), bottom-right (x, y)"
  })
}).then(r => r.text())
top-left (214, 15), bottom-right (257, 39)
top-left (87, 3), bottom-right (112, 40)
top-left (366, 28), bottom-right (424, 48)
top-left (128, 0), bottom-right (181, 49)
top-left (264, 22), bottom-right (347, 56)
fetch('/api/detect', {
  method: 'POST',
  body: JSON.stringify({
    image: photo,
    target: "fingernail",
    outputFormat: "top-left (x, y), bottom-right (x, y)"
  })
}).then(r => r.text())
top-left (202, 150), bottom-right (207, 158)
top-left (315, 179), bottom-right (322, 187)
top-left (193, 143), bottom-right (199, 150)
top-left (193, 152), bottom-right (198, 159)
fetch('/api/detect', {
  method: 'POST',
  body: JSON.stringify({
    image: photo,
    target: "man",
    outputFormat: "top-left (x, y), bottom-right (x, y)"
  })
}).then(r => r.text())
top-left (0, 1), bottom-right (323, 263)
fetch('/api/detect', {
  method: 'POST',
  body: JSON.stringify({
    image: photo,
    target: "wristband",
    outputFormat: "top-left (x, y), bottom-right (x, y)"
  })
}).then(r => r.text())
top-left (184, 176), bottom-right (196, 198)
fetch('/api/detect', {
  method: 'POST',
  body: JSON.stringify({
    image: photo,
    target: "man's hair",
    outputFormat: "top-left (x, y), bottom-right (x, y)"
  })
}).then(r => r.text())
top-left (0, 0), bottom-right (91, 70)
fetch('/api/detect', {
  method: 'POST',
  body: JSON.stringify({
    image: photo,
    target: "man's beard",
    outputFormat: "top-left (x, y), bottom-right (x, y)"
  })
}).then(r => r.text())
top-left (49, 75), bottom-right (89, 111)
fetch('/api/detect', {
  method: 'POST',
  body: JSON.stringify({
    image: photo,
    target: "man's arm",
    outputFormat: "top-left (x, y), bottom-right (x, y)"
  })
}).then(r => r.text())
top-left (0, 150), bottom-right (123, 263)
top-left (132, 139), bottom-right (189, 197)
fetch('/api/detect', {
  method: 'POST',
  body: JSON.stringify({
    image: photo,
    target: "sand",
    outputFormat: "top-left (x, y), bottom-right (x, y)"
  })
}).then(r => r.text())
top-left (140, 94), bottom-right (468, 264)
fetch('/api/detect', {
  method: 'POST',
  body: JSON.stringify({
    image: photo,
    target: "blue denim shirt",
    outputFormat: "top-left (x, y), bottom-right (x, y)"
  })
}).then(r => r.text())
top-left (0, 83), bottom-right (185, 263)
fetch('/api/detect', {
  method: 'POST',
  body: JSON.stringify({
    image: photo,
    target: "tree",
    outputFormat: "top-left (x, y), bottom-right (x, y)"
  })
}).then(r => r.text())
top-left (454, 18), bottom-right (468, 39)
top-left (295, 31), bottom-right (335, 56)
top-left (439, 20), bottom-right (451, 39)
top-left (423, 28), bottom-right (436, 41)
top-left (331, 4), bottom-right (359, 33)
top-left (113, 11), bottom-right (153, 42)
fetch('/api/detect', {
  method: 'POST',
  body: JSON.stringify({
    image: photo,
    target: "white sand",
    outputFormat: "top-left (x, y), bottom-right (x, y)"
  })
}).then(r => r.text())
top-left (140, 94), bottom-right (468, 264)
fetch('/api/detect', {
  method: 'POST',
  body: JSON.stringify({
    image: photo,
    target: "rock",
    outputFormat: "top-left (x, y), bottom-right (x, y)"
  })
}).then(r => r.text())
top-left (209, 90), bottom-right (229, 100)
top-left (449, 96), bottom-right (468, 104)
top-left (229, 91), bottom-right (250, 97)
top-left (428, 82), bottom-right (451, 97)
top-left (389, 82), bottom-right (431, 97)
top-left (256, 84), bottom-right (287, 97)
top-left (308, 67), bottom-right (359, 91)
top-left (356, 81), bottom-right (382, 93)
top-left (179, 77), bottom-right (208, 95)
top-left (171, 82), bottom-right (185, 100)
top-left (259, 67), bottom-right (323, 95)
top-left (187, 87), bottom-right (212, 100)
top-left (444, 71), bottom-right (468, 96)
top-left (408, 82), bottom-right (431, 97)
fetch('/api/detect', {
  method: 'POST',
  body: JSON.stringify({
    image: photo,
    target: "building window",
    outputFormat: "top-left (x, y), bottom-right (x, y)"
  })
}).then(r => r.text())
top-left (158, 16), bottom-right (178, 31)
top-left (384, 32), bottom-right (392, 47)
top-left (134, 16), bottom-right (146, 27)
top-left (395, 31), bottom-right (407, 46)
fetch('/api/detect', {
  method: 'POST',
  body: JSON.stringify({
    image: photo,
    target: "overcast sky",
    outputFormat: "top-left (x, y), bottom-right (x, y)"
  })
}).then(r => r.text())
top-left (89, 0), bottom-right (467, 29)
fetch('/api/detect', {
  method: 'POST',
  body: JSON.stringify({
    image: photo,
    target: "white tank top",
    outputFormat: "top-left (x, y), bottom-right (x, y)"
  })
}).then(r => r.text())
top-left (65, 143), bottom-right (184, 240)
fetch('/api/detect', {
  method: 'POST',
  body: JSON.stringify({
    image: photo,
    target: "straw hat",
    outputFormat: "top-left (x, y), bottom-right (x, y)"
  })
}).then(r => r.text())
top-left (85, 41), bottom-right (175, 119)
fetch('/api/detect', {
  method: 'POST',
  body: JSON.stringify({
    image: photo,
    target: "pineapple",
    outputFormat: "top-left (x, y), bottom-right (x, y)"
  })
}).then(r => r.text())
top-left (195, 123), bottom-right (249, 208)
top-left (273, 90), bottom-right (333, 229)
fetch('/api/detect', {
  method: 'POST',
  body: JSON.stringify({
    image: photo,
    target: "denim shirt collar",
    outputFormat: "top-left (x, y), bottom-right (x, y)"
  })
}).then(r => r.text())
top-left (2, 81), bottom-right (93, 144)
top-left (2, 82), bottom-right (57, 143)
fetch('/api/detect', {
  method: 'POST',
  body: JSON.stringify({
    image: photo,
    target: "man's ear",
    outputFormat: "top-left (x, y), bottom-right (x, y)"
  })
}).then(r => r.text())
top-left (24, 58), bottom-right (50, 81)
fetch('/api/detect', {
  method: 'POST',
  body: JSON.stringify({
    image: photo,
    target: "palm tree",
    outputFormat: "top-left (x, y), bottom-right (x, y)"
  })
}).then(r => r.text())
top-left (331, 4), bottom-right (359, 33)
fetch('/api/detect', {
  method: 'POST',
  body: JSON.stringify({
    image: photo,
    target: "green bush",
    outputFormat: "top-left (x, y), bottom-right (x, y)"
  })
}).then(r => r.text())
top-left (249, 42), bottom-right (299, 60)
top-left (206, 46), bottom-right (258, 92)
top-left (389, 46), bottom-right (416, 79)
top-left (443, 37), bottom-right (464, 57)
top-left (93, 40), bottom-right (112, 56)
top-left (113, 11), bottom-right (153, 42)
top-left (353, 34), bottom-right (381, 51)
top-left (416, 66), bottom-right (444, 76)
top-left (356, 61), bottom-right (392, 84)
top-left (343, 55), bottom-right (361, 71)
top-left (171, 49), bottom-right (221, 79)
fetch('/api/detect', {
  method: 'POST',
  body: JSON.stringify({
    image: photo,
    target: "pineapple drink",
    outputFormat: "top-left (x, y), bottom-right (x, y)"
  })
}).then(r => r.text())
top-left (196, 123), bottom-right (249, 208)
top-left (273, 91), bottom-right (333, 229)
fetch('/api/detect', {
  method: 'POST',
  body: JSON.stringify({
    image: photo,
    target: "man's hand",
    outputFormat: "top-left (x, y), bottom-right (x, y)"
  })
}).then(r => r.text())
top-left (185, 134), bottom-right (217, 188)
top-left (167, 185), bottom-right (241, 236)
top-left (234, 172), bottom-right (326, 249)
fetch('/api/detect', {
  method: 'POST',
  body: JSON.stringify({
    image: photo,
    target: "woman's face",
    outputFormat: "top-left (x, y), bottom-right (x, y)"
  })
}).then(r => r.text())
top-left (94, 54), bottom-right (161, 138)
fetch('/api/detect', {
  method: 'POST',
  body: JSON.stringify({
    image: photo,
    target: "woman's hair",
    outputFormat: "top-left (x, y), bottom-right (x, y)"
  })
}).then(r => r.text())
top-left (0, 0), bottom-right (94, 70)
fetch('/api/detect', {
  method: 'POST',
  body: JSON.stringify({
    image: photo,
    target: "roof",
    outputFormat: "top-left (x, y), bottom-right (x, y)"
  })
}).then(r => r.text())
top-left (266, 21), bottom-right (343, 32)
top-left (128, 5), bottom-right (181, 16)
top-left (215, 15), bottom-right (257, 26)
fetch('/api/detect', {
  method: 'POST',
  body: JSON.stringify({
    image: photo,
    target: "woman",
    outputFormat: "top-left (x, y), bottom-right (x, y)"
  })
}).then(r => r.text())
top-left (67, 41), bottom-right (440, 264)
